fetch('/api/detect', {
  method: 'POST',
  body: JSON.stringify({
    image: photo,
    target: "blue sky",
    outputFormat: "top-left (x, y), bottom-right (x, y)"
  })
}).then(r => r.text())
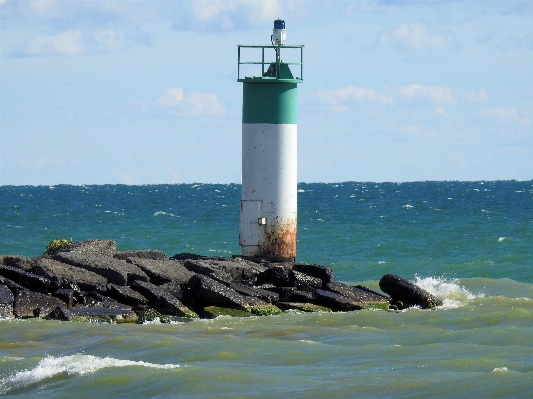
top-left (1, 0), bottom-right (532, 185)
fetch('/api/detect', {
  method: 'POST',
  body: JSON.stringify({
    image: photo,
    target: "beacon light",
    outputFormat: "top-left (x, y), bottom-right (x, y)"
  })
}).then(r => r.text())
top-left (272, 19), bottom-right (286, 46)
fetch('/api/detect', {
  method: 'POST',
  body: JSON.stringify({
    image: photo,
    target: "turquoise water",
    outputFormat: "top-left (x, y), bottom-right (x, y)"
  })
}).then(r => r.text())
top-left (1, 182), bottom-right (532, 397)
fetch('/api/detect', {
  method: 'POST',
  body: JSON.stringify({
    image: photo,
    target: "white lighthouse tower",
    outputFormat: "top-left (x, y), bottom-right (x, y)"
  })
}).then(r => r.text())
top-left (237, 20), bottom-right (303, 262)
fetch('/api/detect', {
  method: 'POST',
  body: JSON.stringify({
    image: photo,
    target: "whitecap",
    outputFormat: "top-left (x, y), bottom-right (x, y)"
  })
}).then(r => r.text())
top-left (498, 237), bottom-right (507, 242)
top-left (153, 211), bottom-right (179, 218)
top-left (402, 204), bottom-right (414, 209)
top-left (0, 354), bottom-right (180, 394)
top-left (413, 276), bottom-right (483, 310)
top-left (492, 367), bottom-right (509, 372)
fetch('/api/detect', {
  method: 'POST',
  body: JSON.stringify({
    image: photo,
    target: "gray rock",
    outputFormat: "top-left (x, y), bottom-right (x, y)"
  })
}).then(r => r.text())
top-left (188, 274), bottom-right (250, 310)
top-left (256, 265), bottom-right (292, 286)
top-left (276, 302), bottom-right (332, 312)
top-left (49, 304), bottom-right (138, 323)
top-left (54, 288), bottom-right (76, 308)
top-left (0, 284), bottom-right (15, 318)
top-left (127, 258), bottom-right (195, 285)
top-left (314, 289), bottom-right (364, 311)
top-left (107, 284), bottom-right (148, 306)
top-left (0, 276), bottom-right (25, 295)
top-left (379, 274), bottom-right (442, 309)
top-left (255, 285), bottom-right (295, 302)
top-left (290, 290), bottom-right (317, 303)
top-left (184, 258), bottom-right (267, 286)
top-left (158, 281), bottom-right (200, 309)
top-left (292, 264), bottom-right (335, 287)
top-left (170, 253), bottom-right (209, 261)
top-left (0, 265), bottom-right (56, 293)
top-left (229, 283), bottom-right (279, 304)
top-left (33, 257), bottom-right (108, 292)
top-left (0, 255), bottom-right (34, 272)
top-left (57, 239), bottom-right (117, 256)
top-left (326, 282), bottom-right (390, 305)
top-left (114, 250), bottom-right (167, 261)
top-left (289, 270), bottom-right (323, 292)
top-left (131, 281), bottom-right (197, 317)
top-left (14, 290), bottom-right (66, 318)
top-left (53, 252), bottom-right (149, 286)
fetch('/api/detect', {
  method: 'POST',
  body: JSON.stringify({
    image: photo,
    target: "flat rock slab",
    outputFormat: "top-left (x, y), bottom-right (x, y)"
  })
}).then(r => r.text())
top-left (276, 302), bottom-right (332, 313)
top-left (54, 253), bottom-right (148, 286)
top-left (0, 284), bottom-right (15, 318)
top-left (289, 270), bottom-right (323, 292)
top-left (107, 284), bottom-right (148, 306)
top-left (57, 239), bottom-right (117, 256)
top-left (379, 274), bottom-right (442, 309)
top-left (14, 290), bottom-right (66, 318)
top-left (0, 265), bottom-right (56, 293)
top-left (0, 255), bottom-right (34, 272)
top-left (184, 259), bottom-right (267, 286)
top-left (0, 276), bottom-right (25, 295)
top-left (326, 282), bottom-right (390, 305)
top-left (314, 289), bottom-right (364, 311)
top-left (50, 305), bottom-right (138, 323)
top-left (292, 264), bottom-right (336, 287)
top-left (188, 274), bottom-right (250, 310)
top-left (127, 258), bottom-right (195, 285)
top-left (114, 250), bottom-right (167, 261)
top-left (132, 281), bottom-right (197, 318)
top-left (33, 257), bottom-right (108, 292)
top-left (256, 265), bottom-right (291, 287)
top-left (230, 283), bottom-right (279, 304)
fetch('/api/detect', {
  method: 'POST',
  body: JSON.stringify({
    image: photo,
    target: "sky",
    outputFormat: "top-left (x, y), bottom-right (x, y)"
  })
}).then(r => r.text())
top-left (1, 0), bottom-right (532, 185)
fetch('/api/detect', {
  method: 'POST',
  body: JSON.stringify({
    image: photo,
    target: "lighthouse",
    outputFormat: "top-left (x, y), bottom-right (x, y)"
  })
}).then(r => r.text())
top-left (237, 20), bottom-right (303, 262)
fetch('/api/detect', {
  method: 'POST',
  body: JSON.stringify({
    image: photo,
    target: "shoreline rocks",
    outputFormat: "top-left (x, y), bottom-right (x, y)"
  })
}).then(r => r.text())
top-left (0, 239), bottom-right (440, 323)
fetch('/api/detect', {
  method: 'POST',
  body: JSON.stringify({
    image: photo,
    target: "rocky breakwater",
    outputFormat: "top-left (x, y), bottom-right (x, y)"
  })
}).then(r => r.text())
top-left (0, 240), bottom-right (441, 323)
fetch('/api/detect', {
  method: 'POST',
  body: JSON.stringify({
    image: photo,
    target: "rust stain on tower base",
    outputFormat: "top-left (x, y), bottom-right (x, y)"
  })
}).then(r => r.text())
top-left (262, 219), bottom-right (297, 261)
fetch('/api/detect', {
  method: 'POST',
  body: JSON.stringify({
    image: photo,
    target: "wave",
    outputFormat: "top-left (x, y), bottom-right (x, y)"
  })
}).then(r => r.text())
top-left (153, 211), bottom-right (179, 218)
top-left (0, 354), bottom-right (179, 394)
top-left (413, 276), bottom-right (483, 310)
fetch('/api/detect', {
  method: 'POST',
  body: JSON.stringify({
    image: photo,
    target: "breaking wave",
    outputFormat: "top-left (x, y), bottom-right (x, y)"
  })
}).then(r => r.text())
top-left (413, 276), bottom-right (483, 310)
top-left (0, 354), bottom-right (179, 394)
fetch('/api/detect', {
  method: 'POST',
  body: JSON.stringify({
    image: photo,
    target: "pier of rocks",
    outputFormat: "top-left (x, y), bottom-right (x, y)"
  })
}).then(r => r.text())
top-left (0, 240), bottom-right (442, 323)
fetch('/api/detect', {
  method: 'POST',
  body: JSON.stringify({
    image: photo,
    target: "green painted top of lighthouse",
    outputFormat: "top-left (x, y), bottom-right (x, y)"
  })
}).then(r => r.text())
top-left (237, 44), bottom-right (304, 84)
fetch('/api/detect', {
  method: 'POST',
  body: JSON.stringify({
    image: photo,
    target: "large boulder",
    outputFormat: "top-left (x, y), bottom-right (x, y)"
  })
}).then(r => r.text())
top-left (114, 250), bottom-right (167, 261)
top-left (314, 289), bottom-right (365, 311)
top-left (0, 255), bottom-right (34, 272)
top-left (188, 274), bottom-right (250, 310)
top-left (289, 270), bottom-right (323, 292)
top-left (256, 265), bottom-right (292, 287)
top-left (0, 284), bottom-right (15, 318)
top-left (229, 283), bottom-right (280, 304)
top-left (107, 284), bottom-right (149, 307)
top-left (326, 282), bottom-right (390, 308)
top-left (49, 304), bottom-right (138, 323)
top-left (0, 265), bottom-right (56, 293)
top-left (14, 290), bottom-right (66, 318)
top-left (292, 264), bottom-right (335, 287)
top-left (131, 281), bottom-right (197, 318)
top-left (56, 239), bottom-right (117, 256)
top-left (53, 253), bottom-right (149, 286)
top-left (126, 258), bottom-right (195, 285)
top-left (184, 258), bottom-right (267, 286)
top-left (379, 274), bottom-right (442, 309)
top-left (32, 257), bottom-right (108, 292)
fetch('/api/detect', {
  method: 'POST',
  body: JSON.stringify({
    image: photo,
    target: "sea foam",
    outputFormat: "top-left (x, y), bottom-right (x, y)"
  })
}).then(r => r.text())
top-left (413, 276), bottom-right (483, 310)
top-left (0, 355), bottom-right (179, 394)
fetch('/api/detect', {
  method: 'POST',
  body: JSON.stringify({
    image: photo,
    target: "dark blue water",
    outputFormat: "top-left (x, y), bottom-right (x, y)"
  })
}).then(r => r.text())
top-left (1, 181), bottom-right (532, 282)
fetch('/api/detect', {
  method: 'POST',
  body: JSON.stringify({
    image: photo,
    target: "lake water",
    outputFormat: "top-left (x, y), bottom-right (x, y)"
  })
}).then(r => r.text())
top-left (1, 181), bottom-right (532, 398)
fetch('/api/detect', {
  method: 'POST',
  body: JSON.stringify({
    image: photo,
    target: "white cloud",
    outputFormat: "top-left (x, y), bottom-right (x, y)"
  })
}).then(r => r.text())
top-left (185, 92), bottom-right (225, 116)
top-left (25, 30), bottom-right (84, 56)
top-left (381, 23), bottom-right (454, 50)
top-left (93, 29), bottom-right (123, 50)
top-left (181, 0), bottom-right (282, 31)
top-left (317, 86), bottom-right (394, 106)
top-left (434, 107), bottom-right (448, 117)
top-left (399, 84), bottom-right (455, 104)
top-left (480, 107), bottom-right (531, 125)
top-left (156, 88), bottom-right (184, 106)
top-left (155, 88), bottom-right (225, 116)
top-left (466, 90), bottom-right (488, 103)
